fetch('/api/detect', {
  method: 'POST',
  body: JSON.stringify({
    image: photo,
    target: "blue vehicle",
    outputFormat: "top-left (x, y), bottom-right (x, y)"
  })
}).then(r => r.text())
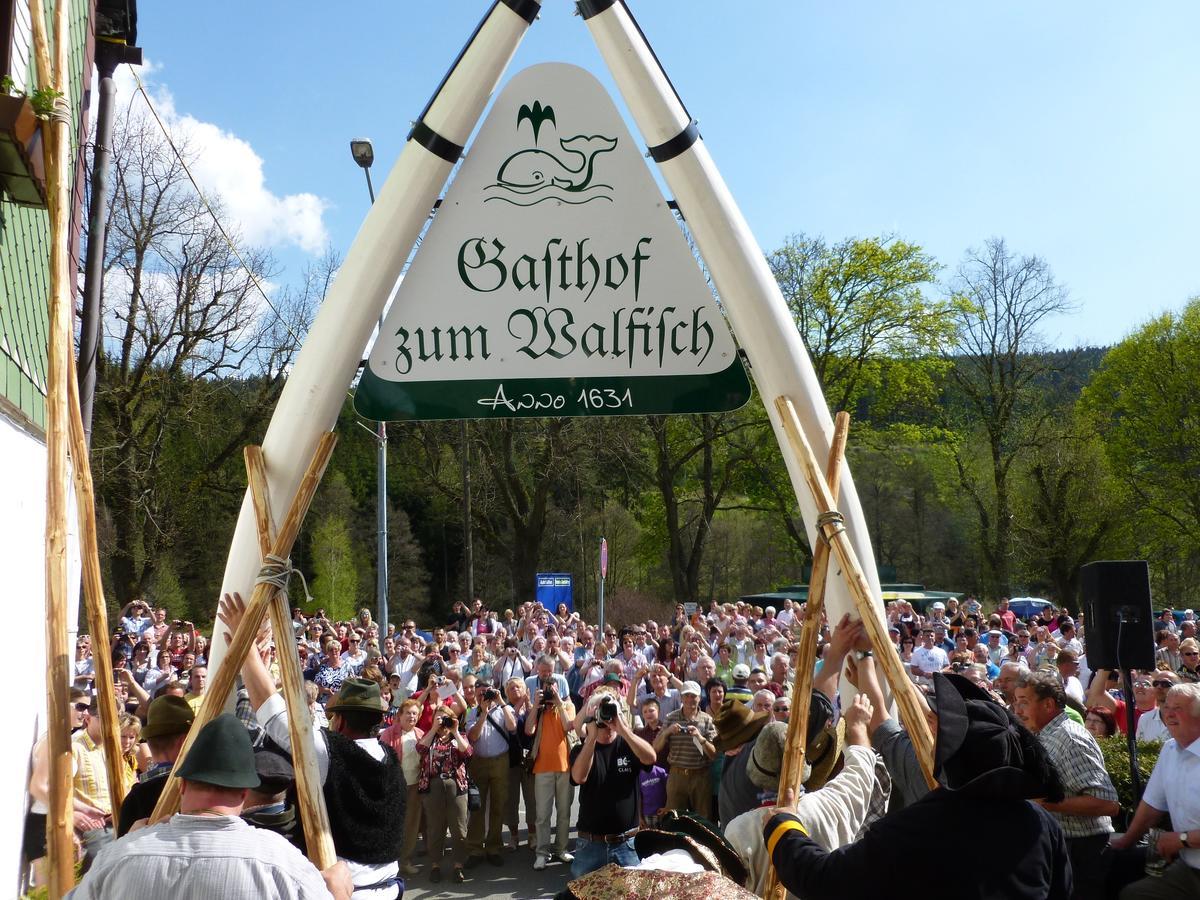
top-left (1008, 597), bottom-right (1054, 621)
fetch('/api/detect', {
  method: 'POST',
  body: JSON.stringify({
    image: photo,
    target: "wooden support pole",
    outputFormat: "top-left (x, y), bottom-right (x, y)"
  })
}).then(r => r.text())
top-left (244, 445), bottom-right (337, 868)
top-left (66, 352), bottom-right (125, 823)
top-left (774, 397), bottom-right (937, 789)
top-left (149, 432), bottom-right (337, 824)
top-left (764, 411), bottom-right (849, 900)
top-left (30, 0), bottom-right (79, 894)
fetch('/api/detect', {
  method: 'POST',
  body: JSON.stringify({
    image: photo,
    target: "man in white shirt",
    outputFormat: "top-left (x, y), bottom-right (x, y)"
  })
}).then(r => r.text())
top-left (69, 714), bottom-right (350, 899)
top-left (910, 628), bottom-right (949, 679)
top-left (1056, 649), bottom-right (1086, 706)
top-left (1111, 682), bottom-right (1200, 898)
top-left (1056, 620), bottom-right (1084, 657)
top-left (387, 638), bottom-right (420, 696)
top-left (1137, 671), bottom-right (1180, 744)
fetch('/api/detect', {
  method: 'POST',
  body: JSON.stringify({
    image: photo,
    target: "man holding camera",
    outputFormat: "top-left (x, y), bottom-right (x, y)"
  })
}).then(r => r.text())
top-left (569, 691), bottom-right (657, 878)
top-left (465, 683), bottom-right (516, 867)
top-left (524, 661), bottom-right (577, 871)
top-left (653, 681), bottom-right (717, 819)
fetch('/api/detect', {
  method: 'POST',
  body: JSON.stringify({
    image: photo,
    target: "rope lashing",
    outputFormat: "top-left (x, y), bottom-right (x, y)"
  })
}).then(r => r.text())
top-left (47, 96), bottom-right (72, 126)
top-left (255, 553), bottom-right (314, 605)
top-left (815, 509), bottom-right (847, 545)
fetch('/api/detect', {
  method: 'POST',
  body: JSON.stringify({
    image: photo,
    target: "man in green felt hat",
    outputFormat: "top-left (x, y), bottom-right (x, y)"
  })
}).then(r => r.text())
top-left (69, 714), bottom-right (352, 899)
top-left (221, 592), bottom-right (405, 899)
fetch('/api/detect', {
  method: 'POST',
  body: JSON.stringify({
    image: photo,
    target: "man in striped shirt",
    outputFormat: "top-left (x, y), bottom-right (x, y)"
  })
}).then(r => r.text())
top-left (1014, 670), bottom-right (1118, 900)
top-left (653, 681), bottom-right (717, 819)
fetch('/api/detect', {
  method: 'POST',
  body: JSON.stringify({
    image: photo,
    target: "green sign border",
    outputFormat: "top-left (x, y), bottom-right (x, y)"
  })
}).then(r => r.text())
top-left (354, 358), bottom-right (752, 421)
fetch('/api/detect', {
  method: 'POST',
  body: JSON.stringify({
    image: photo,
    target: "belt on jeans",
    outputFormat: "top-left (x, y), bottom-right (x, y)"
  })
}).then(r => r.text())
top-left (578, 827), bottom-right (638, 844)
top-left (671, 765), bottom-right (709, 772)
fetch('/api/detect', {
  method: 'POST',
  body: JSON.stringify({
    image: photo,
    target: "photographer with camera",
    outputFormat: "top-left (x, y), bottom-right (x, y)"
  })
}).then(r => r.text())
top-left (653, 681), bottom-right (718, 819)
top-left (417, 707), bottom-right (474, 884)
top-left (568, 690), bottom-right (657, 878)
top-left (523, 657), bottom-right (577, 871)
top-left (493, 637), bottom-right (531, 686)
top-left (464, 682), bottom-right (516, 866)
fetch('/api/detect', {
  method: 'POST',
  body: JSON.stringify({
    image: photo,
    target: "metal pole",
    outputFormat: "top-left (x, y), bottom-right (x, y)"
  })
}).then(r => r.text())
top-left (462, 420), bottom-right (473, 600)
top-left (597, 575), bottom-right (605, 637)
top-left (355, 139), bottom-right (388, 633)
top-left (78, 45), bottom-right (120, 446)
top-left (361, 161), bottom-right (387, 631)
top-left (377, 416), bottom-right (388, 629)
top-left (1121, 668), bottom-right (1143, 802)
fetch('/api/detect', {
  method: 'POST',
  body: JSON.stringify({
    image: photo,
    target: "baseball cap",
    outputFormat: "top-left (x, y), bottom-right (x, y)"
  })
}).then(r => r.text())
top-left (931, 602), bottom-right (946, 610)
top-left (680, 680), bottom-right (702, 697)
top-left (732, 663), bottom-right (751, 680)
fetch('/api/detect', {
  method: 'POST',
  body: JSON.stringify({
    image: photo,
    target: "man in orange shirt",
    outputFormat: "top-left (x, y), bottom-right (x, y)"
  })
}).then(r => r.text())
top-left (524, 670), bottom-right (576, 871)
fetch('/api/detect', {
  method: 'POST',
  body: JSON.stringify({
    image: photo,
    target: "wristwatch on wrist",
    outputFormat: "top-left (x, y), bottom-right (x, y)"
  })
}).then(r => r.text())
top-left (1181, 831), bottom-right (1192, 848)
top-left (853, 650), bottom-right (873, 660)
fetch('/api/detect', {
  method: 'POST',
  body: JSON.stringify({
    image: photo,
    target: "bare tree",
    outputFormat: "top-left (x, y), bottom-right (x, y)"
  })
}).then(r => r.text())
top-left (92, 109), bottom-right (324, 604)
top-left (946, 237), bottom-right (1073, 598)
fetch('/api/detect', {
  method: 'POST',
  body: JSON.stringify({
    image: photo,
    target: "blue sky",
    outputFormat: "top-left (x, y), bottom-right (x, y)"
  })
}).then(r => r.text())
top-left (135, 1), bottom-right (1200, 349)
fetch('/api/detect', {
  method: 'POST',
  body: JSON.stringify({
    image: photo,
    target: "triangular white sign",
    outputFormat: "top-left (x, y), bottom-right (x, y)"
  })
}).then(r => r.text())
top-left (356, 62), bottom-right (750, 421)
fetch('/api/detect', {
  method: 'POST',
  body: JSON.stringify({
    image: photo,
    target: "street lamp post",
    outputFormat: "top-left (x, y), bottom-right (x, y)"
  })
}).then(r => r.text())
top-left (350, 138), bottom-right (386, 630)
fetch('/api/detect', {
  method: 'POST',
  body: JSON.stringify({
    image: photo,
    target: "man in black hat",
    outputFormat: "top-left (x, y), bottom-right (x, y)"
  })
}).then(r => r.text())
top-left (222, 592), bottom-right (405, 899)
top-left (116, 694), bottom-right (195, 836)
top-left (70, 714), bottom-right (352, 899)
top-left (242, 740), bottom-right (303, 851)
top-left (762, 673), bottom-right (1073, 900)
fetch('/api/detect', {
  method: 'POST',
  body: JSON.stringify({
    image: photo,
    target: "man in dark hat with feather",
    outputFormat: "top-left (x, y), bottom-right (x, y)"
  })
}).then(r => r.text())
top-left (762, 672), bottom-right (1073, 900)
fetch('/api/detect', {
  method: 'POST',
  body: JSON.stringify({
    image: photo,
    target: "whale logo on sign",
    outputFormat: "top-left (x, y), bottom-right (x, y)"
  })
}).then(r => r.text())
top-left (487, 102), bottom-right (617, 204)
top-left (354, 62), bottom-right (751, 422)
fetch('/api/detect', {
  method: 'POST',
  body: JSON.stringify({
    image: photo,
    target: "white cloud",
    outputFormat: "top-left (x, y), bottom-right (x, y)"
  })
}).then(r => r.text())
top-left (108, 61), bottom-right (329, 256)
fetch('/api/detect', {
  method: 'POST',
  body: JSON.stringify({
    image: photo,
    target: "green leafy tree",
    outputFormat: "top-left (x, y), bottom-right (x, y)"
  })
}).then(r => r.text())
top-left (768, 233), bottom-right (954, 415)
top-left (1082, 300), bottom-right (1200, 602)
top-left (739, 233), bottom-right (956, 565)
top-left (309, 514), bottom-right (363, 621)
top-left (1011, 413), bottom-right (1130, 611)
top-left (388, 502), bottom-right (431, 624)
top-left (643, 411), bottom-right (762, 603)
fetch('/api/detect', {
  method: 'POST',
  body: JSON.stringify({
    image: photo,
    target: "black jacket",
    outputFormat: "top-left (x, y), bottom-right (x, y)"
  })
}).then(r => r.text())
top-left (764, 776), bottom-right (1072, 900)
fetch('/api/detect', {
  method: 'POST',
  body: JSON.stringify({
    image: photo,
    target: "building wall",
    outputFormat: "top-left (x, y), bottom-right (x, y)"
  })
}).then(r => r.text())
top-left (0, 0), bottom-right (92, 888)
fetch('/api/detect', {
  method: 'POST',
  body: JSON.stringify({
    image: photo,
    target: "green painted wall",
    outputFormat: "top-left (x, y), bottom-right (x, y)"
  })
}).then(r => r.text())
top-left (0, 0), bottom-right (91, 433)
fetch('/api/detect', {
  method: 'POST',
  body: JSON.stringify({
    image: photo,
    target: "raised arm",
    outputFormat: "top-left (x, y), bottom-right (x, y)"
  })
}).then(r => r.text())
top-left (1085, 669), bottom-right (1116, 711)
top-left (814, 614), bottom-right (859, 701)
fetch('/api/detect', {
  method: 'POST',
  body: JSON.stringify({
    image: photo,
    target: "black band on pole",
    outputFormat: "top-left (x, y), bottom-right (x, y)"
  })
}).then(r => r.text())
top-left (407, 120), bottom-right (464, 164)
top-left (577, 0), bottom-right (617, 20)
top-left (502, 0), bottom-right (540, 25)
top-left (648, 120), bottom-right (700, 163)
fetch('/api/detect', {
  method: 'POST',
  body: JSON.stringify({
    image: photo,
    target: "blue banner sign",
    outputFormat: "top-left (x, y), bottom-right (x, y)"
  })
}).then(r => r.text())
top-left (536, 572), bottom-right (573, 612)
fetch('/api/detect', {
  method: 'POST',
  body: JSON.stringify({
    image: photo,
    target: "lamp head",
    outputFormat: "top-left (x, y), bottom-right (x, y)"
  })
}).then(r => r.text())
top-left (350, 138), bottom-right (374, 169)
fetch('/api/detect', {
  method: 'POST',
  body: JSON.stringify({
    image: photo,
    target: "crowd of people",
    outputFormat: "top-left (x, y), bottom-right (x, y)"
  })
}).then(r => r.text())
top-left (23, 591), bottom-right (1200, 899)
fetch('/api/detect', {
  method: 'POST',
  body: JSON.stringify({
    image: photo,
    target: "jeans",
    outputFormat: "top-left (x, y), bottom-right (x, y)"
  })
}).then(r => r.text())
top-left (79, 825), bottom-right (114, 873)
top-left (570, 836), bottom-right (638, 879)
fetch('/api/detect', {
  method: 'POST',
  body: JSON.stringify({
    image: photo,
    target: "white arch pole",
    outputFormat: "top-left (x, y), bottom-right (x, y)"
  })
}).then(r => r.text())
top-left (582, 3), bottom-right (883, 631)
top-left (207, 1), bottom-right (538, 679)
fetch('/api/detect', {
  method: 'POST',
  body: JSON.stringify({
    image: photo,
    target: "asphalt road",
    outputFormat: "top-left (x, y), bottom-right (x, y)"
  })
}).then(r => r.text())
top-left (402, 791), bottom-right (579, 900)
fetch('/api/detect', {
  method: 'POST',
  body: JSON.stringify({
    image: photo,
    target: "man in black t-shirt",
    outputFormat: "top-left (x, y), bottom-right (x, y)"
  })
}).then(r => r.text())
top-left (568, 691), bottom-right (657, 878)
